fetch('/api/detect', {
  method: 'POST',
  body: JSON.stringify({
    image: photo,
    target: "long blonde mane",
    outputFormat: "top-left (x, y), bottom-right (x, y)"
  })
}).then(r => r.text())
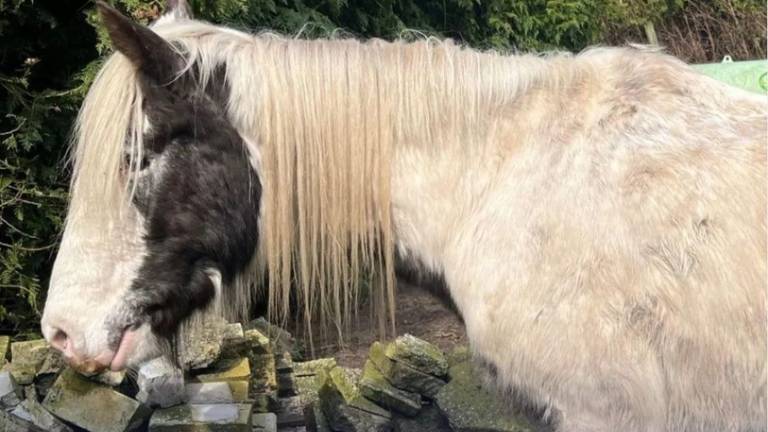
top-left (70, 17), bottom-right (561, 344)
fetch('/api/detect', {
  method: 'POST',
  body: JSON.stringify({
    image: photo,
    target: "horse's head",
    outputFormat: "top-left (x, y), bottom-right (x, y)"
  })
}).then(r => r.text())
top-left (40, 1), bottom-right (261, 374)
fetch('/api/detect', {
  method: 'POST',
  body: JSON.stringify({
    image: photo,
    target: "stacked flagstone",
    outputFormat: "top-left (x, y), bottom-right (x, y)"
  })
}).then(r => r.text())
top-left (0, 324), bottom-right (544, 431)
top-left (0, 316), bottom-right (289, 432)
top-left (308, 334), bottom-right (450, 432)
top-left (307, 334), bottom-right (542, 432)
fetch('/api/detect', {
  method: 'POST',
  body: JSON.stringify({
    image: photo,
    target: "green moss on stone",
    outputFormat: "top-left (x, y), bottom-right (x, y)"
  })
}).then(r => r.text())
top-left (359, 359), bottom-right (421, 417)
top-left (194, 357), bottom-right (251, 383)
top-left (436, 354), bottom-right (540, 432)
top-left (0, 336), bottom-right (10, 363)
top-left (369, 341), bottom-right (446, 398)
top-left (148, 403), bottom-right (253, 432)
top-left (294, 358), bottom-right (337, 377)
top-left (384, 334), bottom-right (448, 377)
top-left (316, 367), bottom-right (391, 432)
top-left (9, 340), bottom-right (49, 385)
top-left (42, 369), bottom-right (150, 432)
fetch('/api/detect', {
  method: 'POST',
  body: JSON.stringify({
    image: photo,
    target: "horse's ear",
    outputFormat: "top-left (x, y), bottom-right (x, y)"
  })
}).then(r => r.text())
top-left (165, 0), bottom-right (192, 19)
top-left (96, 1), bottom-right (184, 86)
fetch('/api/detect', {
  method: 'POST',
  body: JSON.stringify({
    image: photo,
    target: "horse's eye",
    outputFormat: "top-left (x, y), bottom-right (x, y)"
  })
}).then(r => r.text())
top-left (123, 152), bottom-right (152, 172)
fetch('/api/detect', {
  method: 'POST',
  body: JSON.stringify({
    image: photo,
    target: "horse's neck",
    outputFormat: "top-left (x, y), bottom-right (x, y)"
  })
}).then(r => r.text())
top-left (224, 35), bottom-right (580, 274)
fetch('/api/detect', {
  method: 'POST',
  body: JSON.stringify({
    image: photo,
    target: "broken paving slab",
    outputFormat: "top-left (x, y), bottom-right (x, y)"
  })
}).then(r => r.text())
top-left (247, 318), bottom-right (295, 356)
top-left (11, 397), bottom-right (73, 432)
top-left (36, 349), bottom-right (65, 377)
top-left (22, 383), bottom-right (38, 402)
top-left (223, 323), bottom-right (244, 340)
top-left (391, 404), bottom-right (451, 432)
top-left (136, 356), bottom-right (185, 408)
top-left (244, 329), bottom-right (272, 356)
top-left (308, 402), bottom-right (332, 432)
top-left (277, 354), bottom-right (297, 397)
top-left (252, 412), bottom-right (277, 432)
top-left (251, 353), bottom-right (277, 392)
top-left (435, 350), bottom-right (540, 432)
top-left (294, 358), bottom-right (338, 406)
top-left (318, 395), bottom-right (391, 432)
top-left (178, 313), bottom-right (229, 370)
top-left (278, 372), bottom-right (297, 397)
top-left (316, 367), bottom-right (391, 432)
top-left (220, 323), bottom-right (248, 359)
top-left (276, 395), bottom-right (306, 428)
top-left (359, 360), bottom-right (421, 417)
top-left (9, 339), bottom-right (49, 385)
top-left (276, 352), bottom-right (294, 372)
top-left (42, 368), bottom-right (151, 432)
top-left (185, 381), bottom-right (248, 404)
top-left (294, 358), bottom-right (337, 378)
top-left (194, 357), bottom-right (251, 383)
top-left (251, 389), bottom-right (279, 413)
top-left (0, 370), bottom-right (23, 408)
top-left (0, 408), bottom-right (47, 432)
top-left (384, 334), bottom-right (448, 377)
top-left (149, 403), bottom-right (253, 432)
top-left (0, 335), bottom-right (10, 363)
top-left (369, 342), bottom-right (446, 398)
top-left (295, 375), bottom-right (323, 407)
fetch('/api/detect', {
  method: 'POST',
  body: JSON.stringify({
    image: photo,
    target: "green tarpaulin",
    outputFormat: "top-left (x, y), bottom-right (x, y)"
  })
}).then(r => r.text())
top-left (692, 58), bottom-right (767, 94)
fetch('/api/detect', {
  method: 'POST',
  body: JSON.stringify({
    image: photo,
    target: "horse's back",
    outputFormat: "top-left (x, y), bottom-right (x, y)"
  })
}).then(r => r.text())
top-left (444, 48), bottom-right (766, 431)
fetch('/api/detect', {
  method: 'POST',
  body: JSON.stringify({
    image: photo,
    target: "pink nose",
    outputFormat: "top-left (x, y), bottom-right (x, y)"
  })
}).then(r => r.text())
top-left (43, 324), bottom-right (111, 375)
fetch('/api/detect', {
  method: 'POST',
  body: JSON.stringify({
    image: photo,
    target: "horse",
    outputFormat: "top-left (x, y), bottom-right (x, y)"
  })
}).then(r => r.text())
top-left (40, 1), bottom-right (766, 430)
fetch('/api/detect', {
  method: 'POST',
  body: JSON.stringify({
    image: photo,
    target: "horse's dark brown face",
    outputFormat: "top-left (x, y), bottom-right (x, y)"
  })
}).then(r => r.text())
top-left (40, 2), bottom-right (261, 373)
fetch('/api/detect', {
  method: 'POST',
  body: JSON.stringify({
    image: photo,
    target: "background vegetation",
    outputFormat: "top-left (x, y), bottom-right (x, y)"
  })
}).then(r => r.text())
top-left (1, 0), bottom-right (765, 339)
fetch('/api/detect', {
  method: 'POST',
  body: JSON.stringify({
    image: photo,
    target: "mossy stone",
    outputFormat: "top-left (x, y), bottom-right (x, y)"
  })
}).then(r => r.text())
top-left (392, 404), bottom-right (451, 432)
top-left (194, 357), bottom-right (251, 383)
top-left (178, 314), bottom-right (228, 371)
top-left (0, 370), bottom-right (22, 409)
top-left (369, 342), bottom-right (446, 398)
top-left (250, 353), bottom-right (277, 392)
top-left (42, 368), bottom-right (151, 432)
top-left (435, 353), bottom-right (540, 432)
top-left (316, 367), bottom-right (391, 432)
top-left (148, 403), bottom-right (253, 432)
top-left (247, 318), bottom-right (295, 356)
top-left (0, 336), bottom-right (10, 363)
top-left (244, 329), bottom-right (272, 356)
top-left (9, 339), bottom-right (48, 385)
top-left (11, 397), bottom-right (73, 432)
top-left (359, 360), bottom-right (421, 417)
top-left (294, 358), bottom-right (337, 377)
top-left (384, 335), bottom-right (448, 377)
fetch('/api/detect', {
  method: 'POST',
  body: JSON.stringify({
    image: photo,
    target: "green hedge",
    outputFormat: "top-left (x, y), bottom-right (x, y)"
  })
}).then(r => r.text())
top-left (1, 0), bottom-right (765, 339)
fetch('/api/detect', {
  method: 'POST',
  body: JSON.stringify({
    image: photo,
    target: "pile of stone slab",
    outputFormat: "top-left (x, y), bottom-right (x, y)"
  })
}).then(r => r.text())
top-left (309, 334), bottom-right (543, 432)
top-left (0, 317), bottom-right (293, 432)
top-left (0, 326), bottom-right (543, 432)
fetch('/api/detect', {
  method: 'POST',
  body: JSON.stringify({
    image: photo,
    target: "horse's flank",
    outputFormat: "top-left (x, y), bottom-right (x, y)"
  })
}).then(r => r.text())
top-left (70, 16), bottom-right (766, 430)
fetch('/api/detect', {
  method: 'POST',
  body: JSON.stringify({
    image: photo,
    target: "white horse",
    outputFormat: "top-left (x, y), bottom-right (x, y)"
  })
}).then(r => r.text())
top-left (41, 1), bottom-right (766, 430)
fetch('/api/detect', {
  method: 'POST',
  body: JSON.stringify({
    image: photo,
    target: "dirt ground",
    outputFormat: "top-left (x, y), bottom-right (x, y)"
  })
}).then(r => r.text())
top-left (303, 279), bottom-right (468, 368)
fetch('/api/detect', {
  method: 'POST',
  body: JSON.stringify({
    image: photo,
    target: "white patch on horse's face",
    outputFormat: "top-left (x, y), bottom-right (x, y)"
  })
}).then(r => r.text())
top-left (41, 204), bottom-right (156, 367)
top-left (42, 127), bottom-right (175, 370)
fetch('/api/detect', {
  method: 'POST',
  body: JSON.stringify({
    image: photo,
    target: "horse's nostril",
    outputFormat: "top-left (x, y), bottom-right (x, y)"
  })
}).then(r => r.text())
top-left (49, 328), bottom-right (69, 352)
